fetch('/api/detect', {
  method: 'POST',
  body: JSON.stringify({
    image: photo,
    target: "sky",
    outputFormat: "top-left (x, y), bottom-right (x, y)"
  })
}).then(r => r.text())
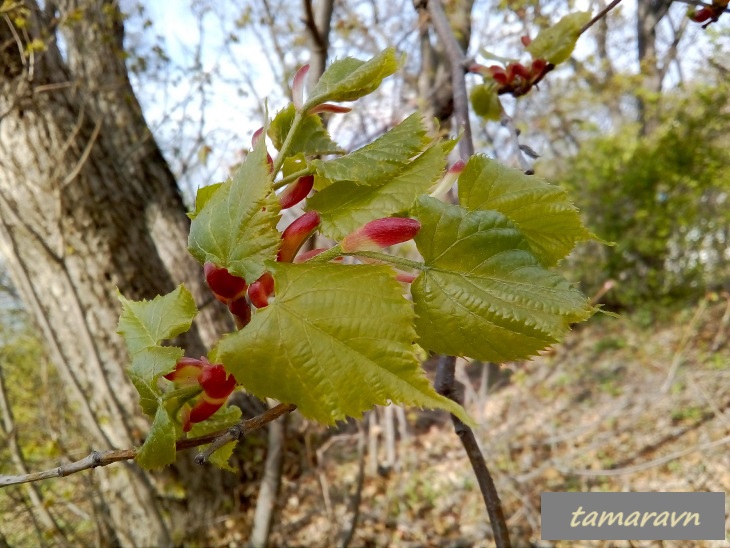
top-left (119, 0), bottom-right (727, 199)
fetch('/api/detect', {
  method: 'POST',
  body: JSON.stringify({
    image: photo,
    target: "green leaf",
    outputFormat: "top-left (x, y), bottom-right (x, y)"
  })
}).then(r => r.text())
top-left (307, 140), bottom-right (455, 240)
top-left (208, 441), bottom-right (238, 472)
top-left (311, 113), bottom-right (431, 186)
top-left (117, 286), bottom-right (197, 355)
top-left (470, 83), bottom-right (503, 121)
top-left (526, 11), bottom-right (592, 64)
top-left (269, 104), bottom-right (343, 156)
top-left (135, 405), bottom-right (176, 469)
top-left (458, 155), bottom-right (593, 266)
top-left (129, 372), bottom-right (161, 416)
top-left (303, 48), bottom-right (400, 110)
top-left (412, 196), bottom-right (593, 362)
top-left (217, 263), bottom-right (472, 425)
top-left (188, 405), bottom-right (242, 437)
top-left (188, 134), bottom-right (281, 281)
top-left (189, 406), bottom-right (242, 472)
top-left (188, 183), bottom-right (223, 220)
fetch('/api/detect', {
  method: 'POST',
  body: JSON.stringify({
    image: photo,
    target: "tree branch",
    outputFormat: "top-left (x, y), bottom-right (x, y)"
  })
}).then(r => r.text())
top-left (425, 2), bottom-right (510, 544)
top-left (426, 0), bottom-right (474, 160)
top-left (580, 0), bottom-right (624, 36)
top-left (0, 403), bottom-right (297, 488)
top-left (435, 356), bottom-right (512, 547)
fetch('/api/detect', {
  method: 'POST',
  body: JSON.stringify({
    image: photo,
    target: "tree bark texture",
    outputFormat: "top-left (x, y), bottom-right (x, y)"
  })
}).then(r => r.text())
top-left (0, 2), bottom-right (236, 545)
top-left (413, 0), bottom-right (475, 126)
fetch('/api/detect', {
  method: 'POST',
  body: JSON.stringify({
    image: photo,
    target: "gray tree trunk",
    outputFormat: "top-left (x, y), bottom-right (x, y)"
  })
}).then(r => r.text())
top-left (0, 2), bottom-right (235, 545)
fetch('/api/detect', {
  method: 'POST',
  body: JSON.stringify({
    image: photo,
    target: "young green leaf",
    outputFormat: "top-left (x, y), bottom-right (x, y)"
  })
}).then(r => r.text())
top-left (470, 83), bottom-right (502, 121)
top-left (307, 140), bottom-right (455, 240)
top-left (135, 405), bottom-right (176, 469)
top-left (311, 113), bottom-right (431, 186)
top-left (526, 11), bottom-right (592, 65)
top-left (458, 155), bottom-right (593, 266)
top-left (188, 133), bottom-right (281, 282)
top-left (268, 104), bottom-right (343, 157)
top-left (303, 48), bottom-right (400, 110)
top-left (188, 183), bottom-right (223, 220)
top-left (117, 286), bottom-right (197, 355)
top-left (117, 286), bottom-right (198, 416)
top-left (216, 262), bottom-right (473, 426)
top-left (411, 197), bottom-right (593, 362)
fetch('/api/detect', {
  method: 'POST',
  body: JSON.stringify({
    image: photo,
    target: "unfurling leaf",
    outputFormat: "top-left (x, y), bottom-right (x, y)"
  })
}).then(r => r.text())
top-left (188, 132), bottom-right (281, 282)
top-left (135, 404), bottom-right (176, 469)
top-left (411, 197), bottom-right (594, 363)
top-left (526, 11), bottom-right (592, 64)
top-left (269, 104), bottom-right (343, 157)
top-left (458, 155), bottom-right (594, 266)
top-left (311, 113), bottom-right (431, 187)
top-left (216, 262), bottom-right (473, 425)
top-left (303, 48), bottom-right (400, 110)
top-left (308, 140), bottom-right (455, 240)
top-left (470, 83), bottom-right (502, 120)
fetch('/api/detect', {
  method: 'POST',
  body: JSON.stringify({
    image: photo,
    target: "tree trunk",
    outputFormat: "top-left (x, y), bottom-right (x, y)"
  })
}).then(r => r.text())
top-left (0, 2), bottom-right (235, 545)
top-left (636, 0), bottom-right (671, 135)
top-left (413, 0), bottom-right (475, 126)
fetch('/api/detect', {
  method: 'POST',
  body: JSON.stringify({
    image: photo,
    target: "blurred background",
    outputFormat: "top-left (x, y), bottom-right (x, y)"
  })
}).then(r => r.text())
top-left (0, 0), bottom-right (729, 546)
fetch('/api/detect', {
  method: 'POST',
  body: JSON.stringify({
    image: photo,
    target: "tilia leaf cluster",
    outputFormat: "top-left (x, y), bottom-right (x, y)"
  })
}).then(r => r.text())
top-left (117, 48), bottom-right (596, 469)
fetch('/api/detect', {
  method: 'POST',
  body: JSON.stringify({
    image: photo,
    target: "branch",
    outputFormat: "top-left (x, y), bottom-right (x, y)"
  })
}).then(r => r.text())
top-left (426, 0), bottom-right (474, 160)
top-left (580, 0), bottom-right (623, 36)
top-left (436, 356), bottom-right (512, 547)
top-left (0, 403), bottom-right (297, 488)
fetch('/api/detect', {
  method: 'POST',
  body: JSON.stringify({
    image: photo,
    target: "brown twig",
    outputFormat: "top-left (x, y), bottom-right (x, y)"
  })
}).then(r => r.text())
top-left (426, 0), bottom-right (511, 544)
top-left (580, 0), bottom-right (623, 36)
top-left (0, 403), bottom-right (296, 488)
top-left (436, 356), bottom-right (512, 547)
top-left (426, 0), bottom-right (474, 160)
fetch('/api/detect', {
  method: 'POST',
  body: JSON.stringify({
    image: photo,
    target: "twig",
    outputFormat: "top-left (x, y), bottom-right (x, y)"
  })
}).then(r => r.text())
top-left (426, 0), bottom-right (474, 160)
top-left (500, 113), bottom-right (533, 174)
top-left (426, 1), bottom-right (511, 544)
top-left (580, 0), bottom-right (623, 36)
top-left (0, 403), bottom-right (296, 488)
top-left (435, 356), bottom-right (512, 547)
top-left (340, 417), bottom-right (368, 548)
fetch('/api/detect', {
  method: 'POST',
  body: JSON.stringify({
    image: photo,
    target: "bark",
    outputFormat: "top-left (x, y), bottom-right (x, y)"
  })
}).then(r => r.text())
top-left (0, 2), bottom-right (236, 545)
top-left (413, 0), bottom-right (475, 126)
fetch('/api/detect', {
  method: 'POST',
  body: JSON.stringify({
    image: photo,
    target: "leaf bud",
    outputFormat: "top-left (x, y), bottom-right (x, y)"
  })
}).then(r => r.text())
top-left (292, 64), bottom-right (310, 110)
top-left (340, 218), bottom-right (421, 253)
top-left (204, 262), bottom-right (247, 302)
top-left (279, 175), bottom-right (314, 209)
top-left (248, 272), bottom-right (275, 308)
top-left (278, 211), bottom-right (321, 262)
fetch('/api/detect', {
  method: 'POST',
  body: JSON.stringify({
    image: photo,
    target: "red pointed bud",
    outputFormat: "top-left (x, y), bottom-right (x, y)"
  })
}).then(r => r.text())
top-left (278, 211), bottom-right (320, 262)
top-left (395, 272), bottom-right (417, 284)
top-left (248, 272), bottom-right (275, 308)
top-left (279, 175), bottom-right (314, 209)
top-left (252, 128), bottom-right (273, 170)
top-left (292, 64), bottom-right (310, 110)
top-left (164, 357), bottom-right (205, 385)
top-left (308, 103), bottom-right (352, 114)
top-left (340, 218), bottom-right (421, 253)
top-left (521, 35), bottom-right (532, 47)
top-left (228, 296), bottom-right (252, 329)
top-left (204, 262), bottom-right (247, 301)
top-left (509, 62), bottom-right (531, 80)
top-left (688, 7), bottom-right (712, 22)
top-left (198, 363), bottom-right (237, 399)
